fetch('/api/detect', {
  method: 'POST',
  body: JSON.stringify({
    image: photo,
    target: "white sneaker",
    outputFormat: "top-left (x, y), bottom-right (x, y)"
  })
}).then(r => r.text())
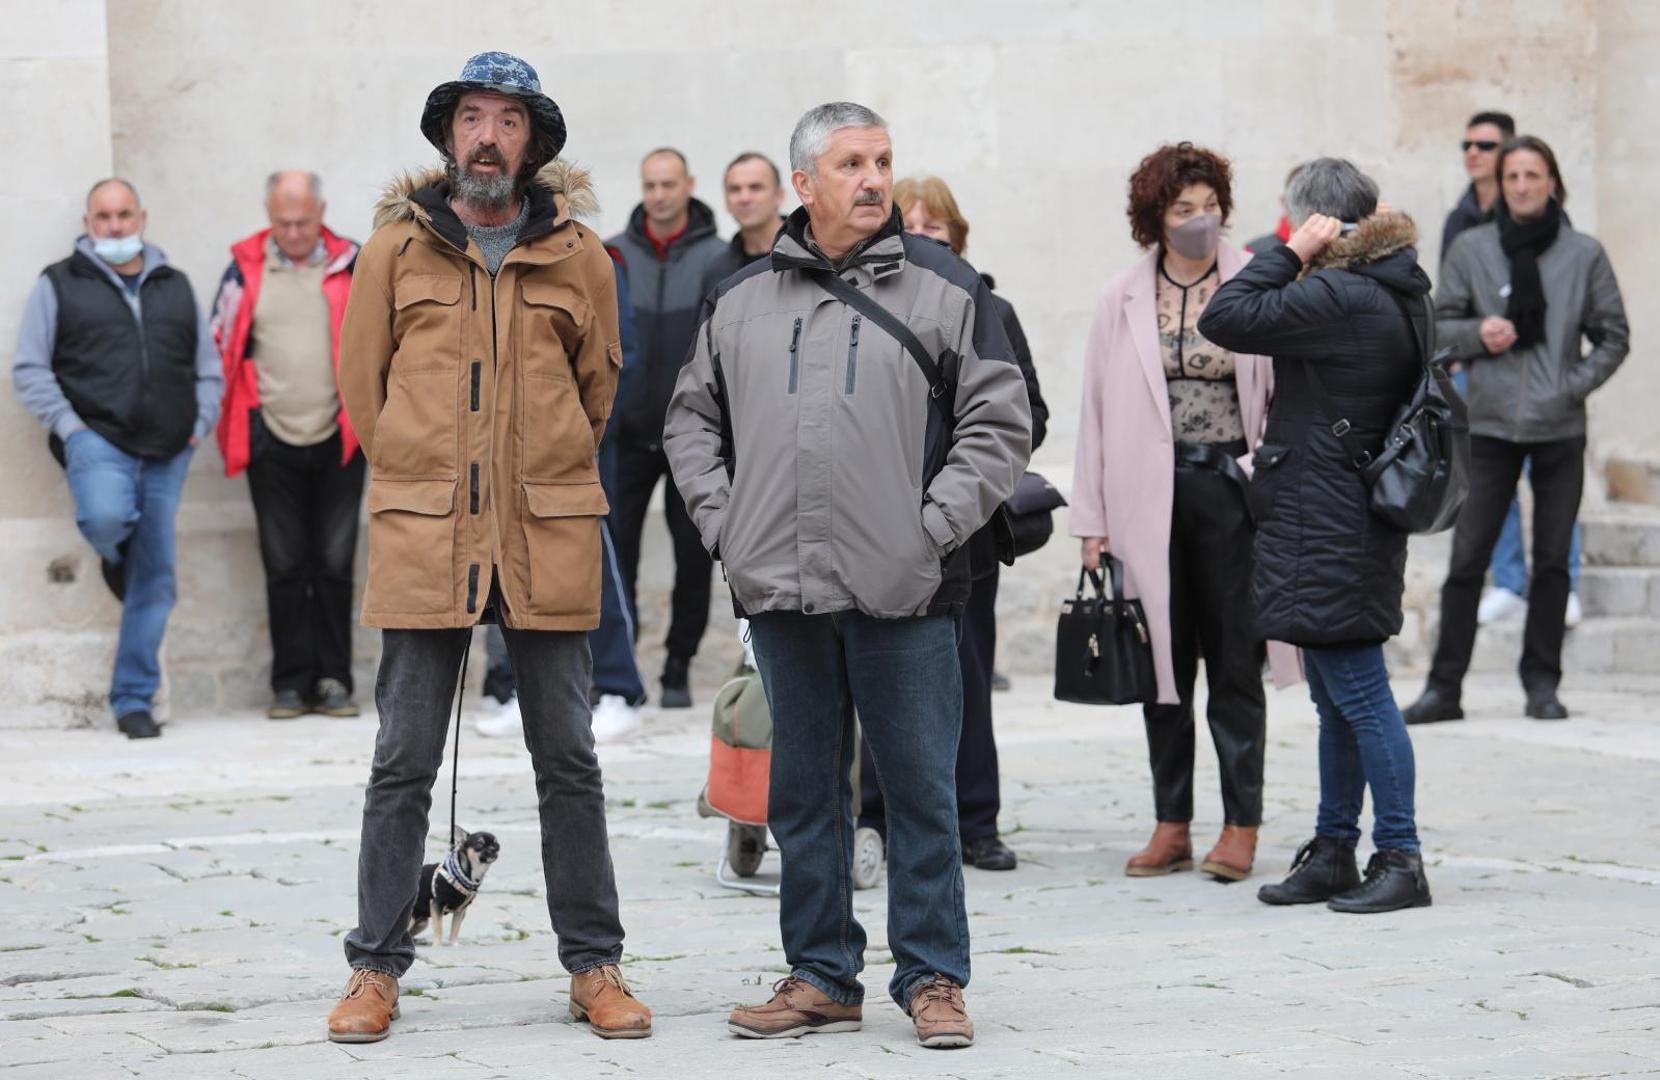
top-left (474, 695), bottom-right (523, 738)
top-left (1477, 587), bottom-right (1527, 625)
top-left (1565, 593), bottom-right (1583, 629)
top-left (590, 694), bottom-right (642, 743)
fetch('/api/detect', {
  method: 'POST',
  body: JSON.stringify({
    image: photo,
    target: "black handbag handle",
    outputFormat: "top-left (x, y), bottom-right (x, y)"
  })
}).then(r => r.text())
top-left (1076, 556), bottom-right (1130, 604)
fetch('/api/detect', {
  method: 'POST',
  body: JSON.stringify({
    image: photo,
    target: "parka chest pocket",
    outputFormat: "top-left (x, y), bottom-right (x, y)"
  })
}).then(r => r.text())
top-left (521, 282), bottom-right (589, 380)
top-left (391, 274), bottom-right (464, 374)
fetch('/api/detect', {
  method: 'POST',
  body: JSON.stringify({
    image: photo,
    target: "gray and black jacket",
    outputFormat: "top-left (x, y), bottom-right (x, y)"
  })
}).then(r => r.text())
top-left (1436, 222), bottom-right (1628, 443)
top-left (664, 206), bottom-right (1032, 619)
top-left (606, 198), bottom-right (728, 448)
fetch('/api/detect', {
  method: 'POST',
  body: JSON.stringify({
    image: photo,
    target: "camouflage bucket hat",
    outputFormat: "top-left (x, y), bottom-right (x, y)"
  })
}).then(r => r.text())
top-left (420, 51), bottom-right (567, 170)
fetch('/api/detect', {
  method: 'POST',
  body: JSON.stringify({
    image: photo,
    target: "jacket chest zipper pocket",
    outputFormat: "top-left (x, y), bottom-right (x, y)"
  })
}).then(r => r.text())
top-left (787, 317), bottom-right (802, 395)
top-left (844, 315), bottom-right (861, 395)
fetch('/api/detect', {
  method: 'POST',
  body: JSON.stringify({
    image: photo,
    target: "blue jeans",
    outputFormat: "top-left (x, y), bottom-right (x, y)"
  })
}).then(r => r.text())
top-left (748, 610), bottom-right (970, 1009)
top-left (1451, 368), bottom-right (1581, 595)
top-left (1304, 645), bottom-right (1420, 853)
top-left (63, 429), bottom-right (194, 719)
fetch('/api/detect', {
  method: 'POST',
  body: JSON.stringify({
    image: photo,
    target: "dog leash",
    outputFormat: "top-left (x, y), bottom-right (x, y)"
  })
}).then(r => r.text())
top-left (449, 632), bottom-right (472, 850)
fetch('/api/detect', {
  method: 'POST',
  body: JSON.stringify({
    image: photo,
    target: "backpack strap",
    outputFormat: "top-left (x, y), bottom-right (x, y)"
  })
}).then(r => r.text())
top-left (1301, 288), bottom-right (1431, 469)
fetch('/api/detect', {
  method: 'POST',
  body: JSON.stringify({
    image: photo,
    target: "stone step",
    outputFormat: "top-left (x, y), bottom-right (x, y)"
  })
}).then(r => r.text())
top-left (1578, 566), bottom-right (1660, 618)
top-left (1463, 616), bottom-right (1660, 676)
top-left (1582, 504), bottom-right (1660, 568)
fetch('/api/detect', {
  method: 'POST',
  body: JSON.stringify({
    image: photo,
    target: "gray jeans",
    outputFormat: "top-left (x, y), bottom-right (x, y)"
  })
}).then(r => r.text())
top-left (343, 626), bottom-right (625, 977)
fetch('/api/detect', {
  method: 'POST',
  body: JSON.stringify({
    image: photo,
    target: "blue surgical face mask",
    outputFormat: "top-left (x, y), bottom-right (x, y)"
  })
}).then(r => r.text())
top-left (92, 234), bottom-right (144, 266)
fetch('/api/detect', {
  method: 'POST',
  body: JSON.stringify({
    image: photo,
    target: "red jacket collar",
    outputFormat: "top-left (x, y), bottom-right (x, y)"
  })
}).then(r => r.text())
top-left (230, 224), bottom-right (357, 273)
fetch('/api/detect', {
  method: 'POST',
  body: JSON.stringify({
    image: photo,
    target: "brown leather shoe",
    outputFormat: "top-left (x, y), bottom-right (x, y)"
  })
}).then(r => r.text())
top-left (1125, 821), bottom-right (1193, 877)
top-left (728, 975), bottom-right (862, 1039)
top-left (908, 975), bottom-right (973, 1049)
top-left (1200, 825), bottom-right (1259, 882)
top-left (570, 964), bottom-right (652, 1039)
top-left (326, 969), bottom-right (399, 1043)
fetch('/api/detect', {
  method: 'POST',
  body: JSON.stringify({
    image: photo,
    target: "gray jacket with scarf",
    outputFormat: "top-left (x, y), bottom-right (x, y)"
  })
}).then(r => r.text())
top-left (1435, 221), bottom-right (1628, 443)
top-left (664, 206), bottom-right (1031, 619)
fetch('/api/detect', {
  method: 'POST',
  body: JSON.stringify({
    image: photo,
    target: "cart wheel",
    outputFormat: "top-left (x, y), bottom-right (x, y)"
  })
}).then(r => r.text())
top-left (727, 823), bottom-right (767, 878)
top-left (852, 826), bottom-right (885, 890)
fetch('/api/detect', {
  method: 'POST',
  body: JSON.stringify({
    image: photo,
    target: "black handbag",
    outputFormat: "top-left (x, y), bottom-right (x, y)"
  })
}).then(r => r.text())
top-left (995, 471), bottom-right (1067, 562)
top-left (1302, 292), bottom-right (1472, 534)
top-left (1053, 559), bottom-right (1157, 706)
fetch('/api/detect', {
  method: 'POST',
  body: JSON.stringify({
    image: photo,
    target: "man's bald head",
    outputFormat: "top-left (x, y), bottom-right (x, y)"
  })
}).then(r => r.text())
top-left (264, 171), bottom-right (326, 264)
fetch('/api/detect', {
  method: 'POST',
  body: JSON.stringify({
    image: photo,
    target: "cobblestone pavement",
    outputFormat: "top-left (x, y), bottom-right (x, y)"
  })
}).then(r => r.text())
top-left (3, 671), bottom-right (1658, 1079)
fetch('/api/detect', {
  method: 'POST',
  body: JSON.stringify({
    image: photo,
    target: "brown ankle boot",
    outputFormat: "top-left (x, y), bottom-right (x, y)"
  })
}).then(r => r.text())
top-left (570, 964), bottom-right (652, 1039)
top-left (1125, 821), bottom-right (1192, 877)
top-left (326, 969), bottom-right (399, 1043)
top-left (1200, 825), bottom-right (1259, 881)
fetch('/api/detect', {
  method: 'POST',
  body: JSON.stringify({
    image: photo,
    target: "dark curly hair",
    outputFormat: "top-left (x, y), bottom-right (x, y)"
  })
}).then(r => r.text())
top-left (1126, 142), bottom-right (1233, 250)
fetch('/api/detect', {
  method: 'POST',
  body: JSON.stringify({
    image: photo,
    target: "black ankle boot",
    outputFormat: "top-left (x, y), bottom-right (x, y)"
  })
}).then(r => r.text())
top-left (1256, 836), bottom-right (1360, 905)
top-left (660, 654), bottom-right (692, 709)
top-left (1327, 849), bottom-right (1432, 913)
top-left (1402, 687), bottom-right (1463, 725)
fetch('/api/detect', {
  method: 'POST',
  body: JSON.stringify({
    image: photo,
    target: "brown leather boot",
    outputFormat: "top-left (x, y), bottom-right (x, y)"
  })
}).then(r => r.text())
top-left (1125, 821), bottom-right (1193, 877)
top-left (1200, 825), bottom-right (1259, 882)
top-left (326, 969), bottom-right (399, 1043)
top-left (570, 964), bottom-right (652, 1039)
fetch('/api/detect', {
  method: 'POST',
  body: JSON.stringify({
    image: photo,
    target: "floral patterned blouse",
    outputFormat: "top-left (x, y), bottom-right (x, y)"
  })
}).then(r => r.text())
top-left (1156, 260), bottom-right (1244, 445)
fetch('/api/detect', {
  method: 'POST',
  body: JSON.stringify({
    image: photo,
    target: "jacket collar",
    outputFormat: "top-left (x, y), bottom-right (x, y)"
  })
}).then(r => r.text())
top-left (72, 236), bottom-right (170, 288)
top-left (770, 205), bottom-right (906, 282)
top-left (373, 160), bottom-right (598, 261)
top-left (231, 225), bottom-right (359, 276)
top-left (624, 197), bottom-right (719, 254)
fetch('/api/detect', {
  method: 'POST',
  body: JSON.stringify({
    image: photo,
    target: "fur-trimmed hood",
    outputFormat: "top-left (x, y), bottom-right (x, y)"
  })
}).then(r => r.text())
top-left (1302, 212), bottom-right (1418, 275)
top-left (373, 159), bottom-right (597, 231)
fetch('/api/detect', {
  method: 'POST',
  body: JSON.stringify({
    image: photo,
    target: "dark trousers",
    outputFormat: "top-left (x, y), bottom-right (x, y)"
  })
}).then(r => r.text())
top-left (1429, 435), bottom-right (1586, 696)
top-left (858, 566), bottom-right (1001, 843)
top-left (344, 627), bottom-right (625, 977)
top-left (246, 427), bottom-right (366, 696)
top-left (1142, 461), bottom-right (1266, 826)
top-left (611, 440), bottom-right (711, 660)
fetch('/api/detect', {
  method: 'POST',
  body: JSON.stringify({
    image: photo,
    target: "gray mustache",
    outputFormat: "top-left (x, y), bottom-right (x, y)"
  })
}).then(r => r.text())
top-left (853, 192), bottom-right (884, 206)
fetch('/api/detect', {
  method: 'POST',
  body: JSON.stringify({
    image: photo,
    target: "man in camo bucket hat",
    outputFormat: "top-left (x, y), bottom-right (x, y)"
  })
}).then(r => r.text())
top-left (325, 51), bottom-right (650, 1044)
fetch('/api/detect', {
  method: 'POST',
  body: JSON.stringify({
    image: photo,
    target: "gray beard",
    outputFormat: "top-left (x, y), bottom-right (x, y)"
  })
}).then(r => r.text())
top-left (448, 161), bottom-right (520, 213)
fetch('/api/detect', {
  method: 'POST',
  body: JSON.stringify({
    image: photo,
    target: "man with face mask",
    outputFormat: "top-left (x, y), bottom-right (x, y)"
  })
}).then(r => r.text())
top-left (327, 51), bottom-right (650, 1044)
top-left (12, 177), bottom-right (223, 739)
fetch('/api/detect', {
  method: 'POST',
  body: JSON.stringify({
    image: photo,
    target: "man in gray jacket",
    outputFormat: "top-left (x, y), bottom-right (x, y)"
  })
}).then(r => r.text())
top-left (12, 178), bottom-right (222, 738)
top-left (1405, 135), bottom-right (1628, 725)
top-left (665, 102), bottom-right (1030, 1050)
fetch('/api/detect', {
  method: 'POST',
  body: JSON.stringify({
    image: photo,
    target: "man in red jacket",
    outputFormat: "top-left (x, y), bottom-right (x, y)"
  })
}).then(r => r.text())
top-left (211, 170), bottom-right (364, 719)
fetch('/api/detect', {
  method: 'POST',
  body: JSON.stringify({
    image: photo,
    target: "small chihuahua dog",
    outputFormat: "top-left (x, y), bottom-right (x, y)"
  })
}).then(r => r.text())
top-left (410, 825), bottom-right (499, 947)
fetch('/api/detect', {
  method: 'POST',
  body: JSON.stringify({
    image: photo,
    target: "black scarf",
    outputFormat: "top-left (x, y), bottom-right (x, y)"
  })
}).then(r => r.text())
top-left (1496, 197), bottom-right (1561, 349)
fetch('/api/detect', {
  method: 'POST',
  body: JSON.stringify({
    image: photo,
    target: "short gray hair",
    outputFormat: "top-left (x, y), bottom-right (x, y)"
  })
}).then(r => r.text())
top-left (266, 170), bottom-right (323, 202)
top-left (1284, 158), bottom-right (1378, 225)
top-left (789, 102), bottom-right (887, 177)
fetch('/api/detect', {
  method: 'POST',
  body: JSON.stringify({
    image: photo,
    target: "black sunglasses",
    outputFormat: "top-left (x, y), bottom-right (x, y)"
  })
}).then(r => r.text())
top-left (1461, 139), bottom-right (1501, 152)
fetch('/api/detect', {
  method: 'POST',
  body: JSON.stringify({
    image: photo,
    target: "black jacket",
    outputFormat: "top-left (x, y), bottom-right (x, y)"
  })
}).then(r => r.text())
top-left (1440, 184), bottom-right (1491, 264)
top-left (702, 227), bottom-right (779, 298)
top-left (606, 199), bottom-right (728, 448)
top-left (1198, 215), bottom-right (1429, 648)
top-left (968, 274), bottom-right (1049, 579)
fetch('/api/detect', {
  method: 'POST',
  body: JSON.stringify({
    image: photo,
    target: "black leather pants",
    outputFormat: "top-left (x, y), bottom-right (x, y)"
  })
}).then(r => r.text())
top-left (1142, 456), bottom-right (1267, 826)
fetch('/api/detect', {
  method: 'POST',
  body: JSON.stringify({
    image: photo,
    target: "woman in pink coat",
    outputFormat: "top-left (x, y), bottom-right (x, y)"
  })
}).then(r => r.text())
top-left (1072, 143), bottom-right (1297, 882)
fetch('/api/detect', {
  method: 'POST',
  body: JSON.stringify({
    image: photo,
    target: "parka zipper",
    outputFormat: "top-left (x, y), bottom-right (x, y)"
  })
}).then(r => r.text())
top-left (844, 314), bottom-right (861, 394)
top-left (787, 317), bottom-right (802, 395)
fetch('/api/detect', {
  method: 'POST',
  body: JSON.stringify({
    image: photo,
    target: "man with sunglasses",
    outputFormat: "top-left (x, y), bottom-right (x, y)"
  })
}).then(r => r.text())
top-left (1441, 111), bottom-right (1514, 260)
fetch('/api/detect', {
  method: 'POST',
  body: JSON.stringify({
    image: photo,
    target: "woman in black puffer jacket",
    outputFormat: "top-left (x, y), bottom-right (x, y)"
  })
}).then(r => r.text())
top-left (1198, 158), bottom-right (1432, 915)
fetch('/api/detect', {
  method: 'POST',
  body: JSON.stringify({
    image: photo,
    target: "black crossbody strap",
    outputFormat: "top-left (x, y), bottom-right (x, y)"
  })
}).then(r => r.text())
top-left (802, 267), bottom-right (954, 424)
top-left (1300, 288), bottom-right (1430, 470)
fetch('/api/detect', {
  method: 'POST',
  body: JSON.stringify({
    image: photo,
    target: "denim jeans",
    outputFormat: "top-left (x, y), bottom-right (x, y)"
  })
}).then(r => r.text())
top-left (478, 520), bottom-right (644, 707)
top-left (748, 610), bottom-right (970, 1009)
top-left (1450, 368), bottom-right (1581, 595)
top-left (63, 429), bottom-right (194, 719)
top-left (344, 626), bottom-right (625, 977)
top-left (1304, 645), bottom-right (1420, 853)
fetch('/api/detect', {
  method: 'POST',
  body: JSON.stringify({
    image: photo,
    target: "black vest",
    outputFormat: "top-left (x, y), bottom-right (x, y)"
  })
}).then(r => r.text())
top-left (44, 251), bottom-right (200, 460)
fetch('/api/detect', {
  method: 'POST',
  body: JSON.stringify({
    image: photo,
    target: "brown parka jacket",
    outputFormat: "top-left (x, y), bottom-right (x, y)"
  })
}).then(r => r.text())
top-left (338, 162), bottom-right (622, 630)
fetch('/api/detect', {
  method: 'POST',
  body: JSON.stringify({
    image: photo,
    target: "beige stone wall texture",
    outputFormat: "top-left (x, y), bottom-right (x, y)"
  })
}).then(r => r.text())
top-left (2, 1), bottom-right (1655, 726)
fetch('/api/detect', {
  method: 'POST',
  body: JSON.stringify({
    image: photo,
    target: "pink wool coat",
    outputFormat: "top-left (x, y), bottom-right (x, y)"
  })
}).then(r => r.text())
top-left (1070, 241), bottom-right (1301, 705)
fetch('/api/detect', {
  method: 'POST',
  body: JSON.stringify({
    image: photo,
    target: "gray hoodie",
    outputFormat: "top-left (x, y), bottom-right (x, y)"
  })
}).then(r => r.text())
top-left (664, 207), bottom-right (1031, 620)
top-left (12, 237), bottom-right (222, 447)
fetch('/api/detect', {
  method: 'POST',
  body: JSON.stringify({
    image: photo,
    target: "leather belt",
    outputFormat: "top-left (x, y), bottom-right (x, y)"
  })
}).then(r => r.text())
top-left (1174, 440), bottom-right (1255, 525)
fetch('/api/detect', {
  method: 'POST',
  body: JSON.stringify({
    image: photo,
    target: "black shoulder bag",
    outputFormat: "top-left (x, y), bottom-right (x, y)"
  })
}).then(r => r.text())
top-left (1053, 558), bottom-right (1157, 706)
top-left (1301, 292), bottom-right (1471, 534)
top-left (801, 268), bottom-right (1051, 563)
